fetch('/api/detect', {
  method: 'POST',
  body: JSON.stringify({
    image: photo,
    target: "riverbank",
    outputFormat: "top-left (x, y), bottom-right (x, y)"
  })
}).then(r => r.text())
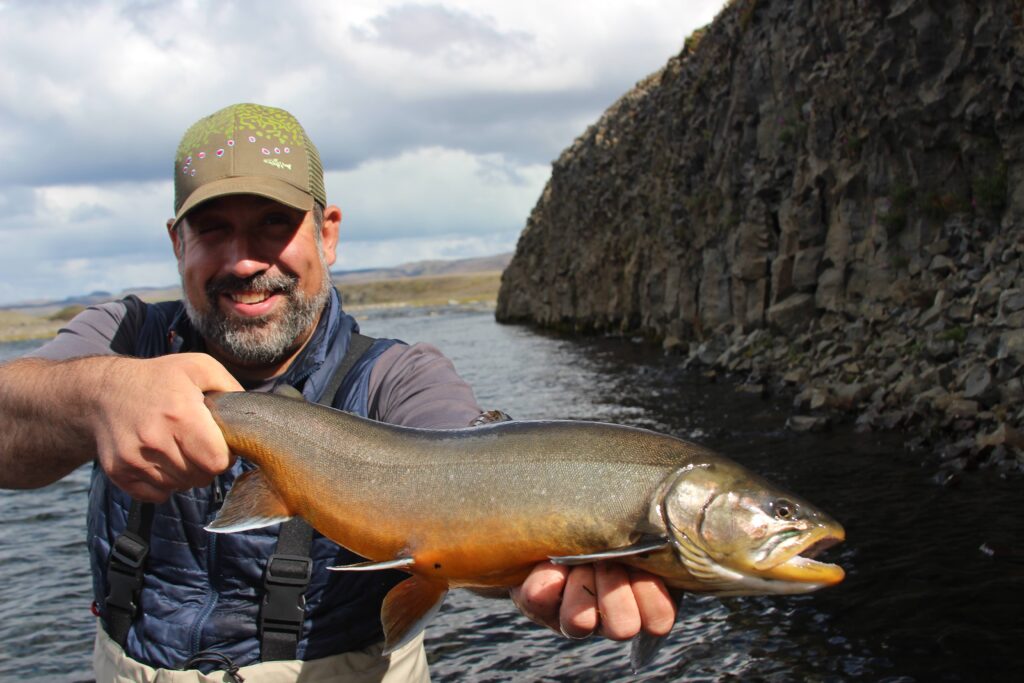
top-left (0, 270), bottom-right (503, 343)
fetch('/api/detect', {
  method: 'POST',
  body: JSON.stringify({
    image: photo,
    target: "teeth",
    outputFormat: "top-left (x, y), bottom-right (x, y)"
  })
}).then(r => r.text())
top-left (231, 291), bottom-right (270, 305)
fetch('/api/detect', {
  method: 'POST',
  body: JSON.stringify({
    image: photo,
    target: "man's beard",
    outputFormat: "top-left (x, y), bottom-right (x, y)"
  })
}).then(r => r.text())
top-left (183, 268), bottom-right (332, 367)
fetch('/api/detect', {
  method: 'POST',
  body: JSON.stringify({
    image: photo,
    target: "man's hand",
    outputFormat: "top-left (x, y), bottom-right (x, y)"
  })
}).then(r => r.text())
top-left (88, 353), bottom-right (242, 502)
top-left (510, 561), bottom-right (677, 641)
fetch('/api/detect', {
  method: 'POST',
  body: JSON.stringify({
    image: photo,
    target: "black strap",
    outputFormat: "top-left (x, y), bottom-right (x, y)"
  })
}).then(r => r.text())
top-left (105, 500), bottom-right (154, 646)
top-left (104, 331), bottom-right (378, 658)
top-left (258, 332), bottom-right (377, 661)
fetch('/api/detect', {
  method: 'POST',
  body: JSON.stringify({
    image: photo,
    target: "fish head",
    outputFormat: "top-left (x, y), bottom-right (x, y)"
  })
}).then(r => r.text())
top-left (661, 460), bottom-right (845, 595)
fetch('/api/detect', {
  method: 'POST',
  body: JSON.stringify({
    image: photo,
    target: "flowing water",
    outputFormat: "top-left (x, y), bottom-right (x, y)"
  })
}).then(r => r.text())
top-left (0, 307), bottom-right (1020, 681)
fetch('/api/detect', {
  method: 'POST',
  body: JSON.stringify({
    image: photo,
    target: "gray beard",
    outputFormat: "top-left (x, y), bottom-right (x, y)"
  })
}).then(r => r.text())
top-left (183, 268), bottom-right (332, 367)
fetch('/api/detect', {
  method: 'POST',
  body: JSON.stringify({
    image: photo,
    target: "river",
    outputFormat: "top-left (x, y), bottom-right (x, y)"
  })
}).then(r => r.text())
top-left (0, 306), bottom-right (1020, 681)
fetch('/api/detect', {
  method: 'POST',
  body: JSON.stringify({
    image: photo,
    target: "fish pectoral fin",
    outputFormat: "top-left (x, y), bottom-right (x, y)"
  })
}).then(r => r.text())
top-left (327, 557), bottom-right (415, 572)
top-left (204, 468), bottom-right (293, 534)
top-left (381, 575), bottom-right (448, 655)
top-left (549, 538), bottom-right (671, 565)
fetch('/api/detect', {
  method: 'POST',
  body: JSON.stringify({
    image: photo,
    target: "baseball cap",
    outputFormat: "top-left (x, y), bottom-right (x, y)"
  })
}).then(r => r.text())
top-left (172, 103), bottom-right (327, 225)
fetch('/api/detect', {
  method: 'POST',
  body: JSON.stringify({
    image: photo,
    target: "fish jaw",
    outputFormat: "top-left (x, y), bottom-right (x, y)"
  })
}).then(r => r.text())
top-left (754, 525), bottom-right (846, 586)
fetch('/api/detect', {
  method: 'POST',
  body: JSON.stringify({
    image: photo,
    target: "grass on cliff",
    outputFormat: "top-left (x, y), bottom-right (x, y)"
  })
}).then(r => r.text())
top-left (0, 271), bottom-right (503, 343)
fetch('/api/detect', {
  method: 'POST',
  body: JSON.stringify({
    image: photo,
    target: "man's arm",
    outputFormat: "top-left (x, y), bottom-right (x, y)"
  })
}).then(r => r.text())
top-left (0, 353), bottom-right (242, 500)
top-left (367, 342), bottom-right (678, 641)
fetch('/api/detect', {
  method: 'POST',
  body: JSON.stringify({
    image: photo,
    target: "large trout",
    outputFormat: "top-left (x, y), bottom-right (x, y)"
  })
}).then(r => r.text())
top-left (204, 391), bottom-right (844, 664)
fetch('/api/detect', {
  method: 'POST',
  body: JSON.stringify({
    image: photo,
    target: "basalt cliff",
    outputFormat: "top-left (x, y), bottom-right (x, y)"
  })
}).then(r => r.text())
top-left (496, 0), bottom-right (1024, 473)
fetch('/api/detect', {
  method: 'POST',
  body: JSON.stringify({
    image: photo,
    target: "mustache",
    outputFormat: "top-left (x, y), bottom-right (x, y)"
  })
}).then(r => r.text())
top-left (206, 272), bottom-right (299, 298)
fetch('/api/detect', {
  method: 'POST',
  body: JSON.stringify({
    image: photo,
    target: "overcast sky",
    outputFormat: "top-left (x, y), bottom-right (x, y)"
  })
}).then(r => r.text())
top-left (0, 0), bottom-right (724, 305)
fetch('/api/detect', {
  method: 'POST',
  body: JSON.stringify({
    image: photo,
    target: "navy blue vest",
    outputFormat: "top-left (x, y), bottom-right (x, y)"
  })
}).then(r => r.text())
top-left (88, 289), bottom-right (403, 669)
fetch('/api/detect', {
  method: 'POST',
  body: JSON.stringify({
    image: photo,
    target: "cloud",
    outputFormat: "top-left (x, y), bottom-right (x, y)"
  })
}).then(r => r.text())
top-left (327, 146), bottom-right (549, 242)
top-left (0, 0), bottom-right (726, 304)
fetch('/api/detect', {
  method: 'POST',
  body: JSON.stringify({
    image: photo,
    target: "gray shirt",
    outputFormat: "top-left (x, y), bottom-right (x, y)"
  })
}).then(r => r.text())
top-left (32, 301), bottom-right (483, 429)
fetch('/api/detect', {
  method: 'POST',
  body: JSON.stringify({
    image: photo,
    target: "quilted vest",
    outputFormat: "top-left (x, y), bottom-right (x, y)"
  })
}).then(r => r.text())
top-left (87, 289), bottom-right (402, 669)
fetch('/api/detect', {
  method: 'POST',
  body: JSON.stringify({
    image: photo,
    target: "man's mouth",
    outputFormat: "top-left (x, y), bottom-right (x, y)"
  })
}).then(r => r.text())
top-left (229, 291), bottom-right (273, 305)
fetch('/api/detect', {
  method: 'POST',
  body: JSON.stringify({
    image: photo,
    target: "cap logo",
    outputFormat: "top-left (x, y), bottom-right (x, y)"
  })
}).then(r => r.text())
top-left (263, 158), bottom-right (292, 171)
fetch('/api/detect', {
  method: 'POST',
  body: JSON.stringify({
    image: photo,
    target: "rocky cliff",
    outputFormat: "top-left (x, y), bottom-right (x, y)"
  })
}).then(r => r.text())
top-left (496, 0), bottom-right (1024, 473)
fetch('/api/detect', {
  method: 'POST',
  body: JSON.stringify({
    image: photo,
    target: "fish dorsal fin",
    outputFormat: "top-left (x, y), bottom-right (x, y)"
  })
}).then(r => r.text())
top-left (549, 538), bottom-right (670, 565)
top-left (327, 557), bottom-right (415, 572)
top-left (271, 384), bottom-right (305, 400)
top-left (204, 468), bottom-right (294, 533)
top-left (381, 575), bottom-right (448, 654)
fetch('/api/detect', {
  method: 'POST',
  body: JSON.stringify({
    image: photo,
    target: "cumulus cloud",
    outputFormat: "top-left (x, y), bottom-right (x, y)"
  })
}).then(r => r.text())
top-left (0, 0), bottom-right (726, 304)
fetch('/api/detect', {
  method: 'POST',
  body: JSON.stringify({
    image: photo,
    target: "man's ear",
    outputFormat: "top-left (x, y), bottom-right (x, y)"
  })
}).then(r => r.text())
top-left (168, 218), bottom-right (184, 260)
top-left (321, 205), bottom-right (341, 266)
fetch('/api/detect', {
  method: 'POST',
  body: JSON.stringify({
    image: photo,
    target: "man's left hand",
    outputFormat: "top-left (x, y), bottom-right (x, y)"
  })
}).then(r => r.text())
top-left (510, 561), bottom-right (677, 641)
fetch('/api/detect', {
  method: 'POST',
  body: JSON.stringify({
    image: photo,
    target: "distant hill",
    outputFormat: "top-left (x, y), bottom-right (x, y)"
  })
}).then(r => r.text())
top-left (332, 253), bottom-right (512, 284)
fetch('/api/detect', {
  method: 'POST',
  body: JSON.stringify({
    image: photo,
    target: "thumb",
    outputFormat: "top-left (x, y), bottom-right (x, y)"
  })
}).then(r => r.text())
top-left (173, 353), bottom-right (244, 393)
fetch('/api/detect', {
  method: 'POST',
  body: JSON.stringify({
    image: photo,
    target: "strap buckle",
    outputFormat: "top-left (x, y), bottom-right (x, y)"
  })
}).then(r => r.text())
top-left (260, 554), bottom-right (312, 636)
top-left (106, 532), bottom-right (149, 612)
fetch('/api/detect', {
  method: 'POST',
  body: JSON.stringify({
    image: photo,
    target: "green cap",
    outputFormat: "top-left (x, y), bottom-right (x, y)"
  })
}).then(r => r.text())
top-left (173, 103), bottom-right (327, 225)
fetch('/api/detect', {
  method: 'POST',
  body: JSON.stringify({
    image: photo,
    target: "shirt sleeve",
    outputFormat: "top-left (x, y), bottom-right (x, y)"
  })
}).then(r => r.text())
top-left (368, 342), bottom-right (483, 429)
top-left (27, 300), bottom-right (133, 360)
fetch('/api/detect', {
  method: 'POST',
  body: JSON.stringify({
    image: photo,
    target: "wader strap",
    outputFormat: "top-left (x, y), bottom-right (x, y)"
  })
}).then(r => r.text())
top-left (259, 332), bottom-right (377, 661)
top-left (105, 499), bottom-right (154, 646)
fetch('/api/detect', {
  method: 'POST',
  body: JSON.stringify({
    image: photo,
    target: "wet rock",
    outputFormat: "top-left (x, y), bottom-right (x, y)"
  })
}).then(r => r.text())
top-left (977, 423), bottom-right (1024, 450)
top-left (962, 365), bottom-right (997, 404)
top-left (786, 415), bottom-right (830, 432)
top-left (997, 330), bottom-right (1024, 364)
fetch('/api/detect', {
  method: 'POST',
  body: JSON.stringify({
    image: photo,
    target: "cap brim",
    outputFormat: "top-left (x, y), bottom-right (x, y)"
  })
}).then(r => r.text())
top-left (174, 176), bottom-right (315, 226)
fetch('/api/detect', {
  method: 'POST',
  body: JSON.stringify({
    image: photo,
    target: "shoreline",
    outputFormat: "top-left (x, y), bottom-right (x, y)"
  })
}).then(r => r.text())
top-left (0, 271), bottom-right (503, 344)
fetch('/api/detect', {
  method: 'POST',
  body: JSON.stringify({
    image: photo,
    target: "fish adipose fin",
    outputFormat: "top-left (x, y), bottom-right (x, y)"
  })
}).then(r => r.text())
top-left (381, 575), bottom-right (448, 655)
top-left (204, 468), bottom-right (294, 533)
top-left (327, 557), bottom-right (415, 572)
top-left (549, 538), bottom-right (670, 565)
top-left (629, 588), bottom-right (685, 672)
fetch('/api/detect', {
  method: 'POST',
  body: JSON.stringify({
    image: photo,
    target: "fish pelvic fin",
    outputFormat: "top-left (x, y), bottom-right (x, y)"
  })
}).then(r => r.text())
top-left (549, 538), bottom-right (670, 566)
top-left (328, 557), bottom-right (415, 572)
top-left (629, 589), bottom-right (685, 672)
top-left (204, 468), bottom-right (293, 534)
top-left (381, 575), bottom-right (448, 655)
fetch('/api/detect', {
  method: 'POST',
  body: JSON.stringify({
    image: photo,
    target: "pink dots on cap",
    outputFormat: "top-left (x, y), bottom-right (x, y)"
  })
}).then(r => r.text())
top-left (197, 152), bottom-right (206, 160)
top-left (261, 148), bottom-right (270, 155)
top-left (216, 149), bottom-right (225, 157)
top-left (227, 139), bottom-right (235, 147)
top-left (248, 136), bottom-right (256, 143)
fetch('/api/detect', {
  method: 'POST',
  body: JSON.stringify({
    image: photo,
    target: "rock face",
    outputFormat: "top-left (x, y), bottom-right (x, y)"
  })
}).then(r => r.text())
top-left (496, 0), bottom-right (1024, 472)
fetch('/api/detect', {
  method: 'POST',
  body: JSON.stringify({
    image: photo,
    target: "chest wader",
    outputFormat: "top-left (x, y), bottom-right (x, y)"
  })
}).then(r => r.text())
top-left (103, 333), bottom-right (378, 665)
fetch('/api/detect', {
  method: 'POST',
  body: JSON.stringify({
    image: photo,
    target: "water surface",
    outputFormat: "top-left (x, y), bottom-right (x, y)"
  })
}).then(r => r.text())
top-left (0, 308), bottom-right (1020, 681)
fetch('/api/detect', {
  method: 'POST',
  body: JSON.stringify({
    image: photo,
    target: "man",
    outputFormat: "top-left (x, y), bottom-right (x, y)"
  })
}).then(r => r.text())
top-left (0, 103), bottom-right (675, 681)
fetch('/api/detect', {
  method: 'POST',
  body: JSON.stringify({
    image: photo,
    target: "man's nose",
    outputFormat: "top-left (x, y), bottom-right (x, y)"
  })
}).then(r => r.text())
top-left (225, 235), bottom-right (270, 279)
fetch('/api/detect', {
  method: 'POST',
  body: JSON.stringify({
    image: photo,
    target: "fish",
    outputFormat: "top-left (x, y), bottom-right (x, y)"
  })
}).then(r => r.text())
top-left (203, 390), bottom-right (845, 667)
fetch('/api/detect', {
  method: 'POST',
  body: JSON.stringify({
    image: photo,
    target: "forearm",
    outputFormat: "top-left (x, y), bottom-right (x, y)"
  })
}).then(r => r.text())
top-left (0, 356), bottom-right (116, 488)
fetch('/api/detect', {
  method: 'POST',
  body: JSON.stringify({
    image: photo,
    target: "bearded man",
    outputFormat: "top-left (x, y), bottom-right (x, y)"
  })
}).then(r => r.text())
top-left (0, 103), bottom-right (675, 681)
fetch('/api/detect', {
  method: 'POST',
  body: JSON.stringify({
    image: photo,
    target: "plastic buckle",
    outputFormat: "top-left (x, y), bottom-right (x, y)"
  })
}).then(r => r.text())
top-left (110, 532), bottom-right (149, 570)
top-left (260, 554), bottom-right (312, 636)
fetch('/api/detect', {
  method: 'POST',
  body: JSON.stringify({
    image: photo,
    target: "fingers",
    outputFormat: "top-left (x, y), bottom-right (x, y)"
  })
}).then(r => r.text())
top-left (560, 565), bottom-right (598, 638)
top-left (91, 354), bottom-right (239, 500)
top-left (629, 569), bottom-right (677, 636)
top-left (592, 562), bottom-right (640, 640)
top-left (514, 562), bottom-right (679, 643)
top-left (510, 562), bottom-right (570, 631)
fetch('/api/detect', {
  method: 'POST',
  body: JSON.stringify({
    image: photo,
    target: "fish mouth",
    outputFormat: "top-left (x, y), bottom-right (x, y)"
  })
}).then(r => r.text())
top-left (757, 526), bottom-right (846, 585)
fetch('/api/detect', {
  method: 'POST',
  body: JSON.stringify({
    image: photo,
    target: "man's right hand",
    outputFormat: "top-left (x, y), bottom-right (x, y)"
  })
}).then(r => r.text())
top-left (88, 353), bottom-right (243, 501)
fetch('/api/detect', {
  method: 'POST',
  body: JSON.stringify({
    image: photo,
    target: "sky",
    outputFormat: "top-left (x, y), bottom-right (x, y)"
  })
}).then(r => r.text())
top-left (0, 0), bottom-right (725, 305)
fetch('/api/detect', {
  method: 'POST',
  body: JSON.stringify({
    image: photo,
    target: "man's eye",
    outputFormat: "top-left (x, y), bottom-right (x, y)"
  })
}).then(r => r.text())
top-left (263, 213), bottom-right (293, 227)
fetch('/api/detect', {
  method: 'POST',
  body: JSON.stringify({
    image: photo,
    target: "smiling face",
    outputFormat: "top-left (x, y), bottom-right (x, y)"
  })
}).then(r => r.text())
top-left (169, 194), bottom-right (341, 379)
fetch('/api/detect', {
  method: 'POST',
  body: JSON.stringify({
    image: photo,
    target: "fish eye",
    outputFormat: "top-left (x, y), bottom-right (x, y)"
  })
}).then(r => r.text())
top-left (771, 498), bottom-right (798, 520)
